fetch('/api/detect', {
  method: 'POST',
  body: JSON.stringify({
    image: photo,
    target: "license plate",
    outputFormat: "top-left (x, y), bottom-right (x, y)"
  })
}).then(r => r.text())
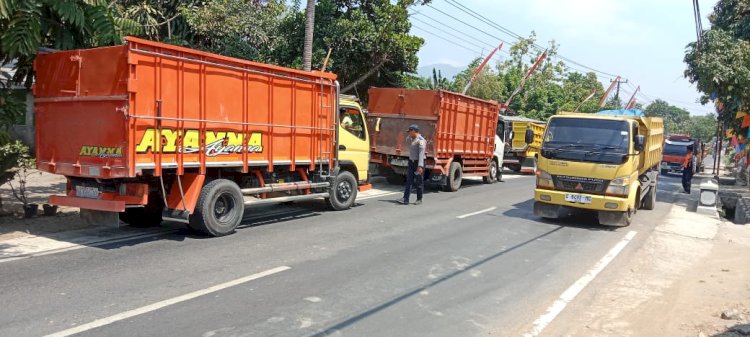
top-left (391, 158), bottom-right (409, 167)
top-left (565, 193), bottom-right (592, 204)
top-left (75, 186), bottom-right (100, 199)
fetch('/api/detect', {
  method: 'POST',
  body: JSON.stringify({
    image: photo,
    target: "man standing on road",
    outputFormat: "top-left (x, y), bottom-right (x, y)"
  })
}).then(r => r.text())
top-left (682, 145), bottom-right (694, 193)
top-left (400, 124), bottom-right (426, 205)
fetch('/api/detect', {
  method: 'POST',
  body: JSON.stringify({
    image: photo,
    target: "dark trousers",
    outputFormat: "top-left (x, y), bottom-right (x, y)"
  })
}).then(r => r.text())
top-left (403, 160), bottom-right (424, 202)
top-left (682, 166), bottom-right (693, 193)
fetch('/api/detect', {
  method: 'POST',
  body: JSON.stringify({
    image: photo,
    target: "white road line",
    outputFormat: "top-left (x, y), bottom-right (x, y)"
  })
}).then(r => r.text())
top-left (523, 230), bottom-right (638, 337)
top-left (456, 207), bottom-right (497, 219)
top-left (44, 266), bottom-right (291, 337)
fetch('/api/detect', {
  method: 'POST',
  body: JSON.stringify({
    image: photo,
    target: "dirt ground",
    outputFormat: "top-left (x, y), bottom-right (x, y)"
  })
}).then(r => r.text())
top-left (541, 206), bottom-right (750, 337)
top-left (0, 170), bottom-right (89, 240)
top-left (632, 222), bottom-right (750, 337)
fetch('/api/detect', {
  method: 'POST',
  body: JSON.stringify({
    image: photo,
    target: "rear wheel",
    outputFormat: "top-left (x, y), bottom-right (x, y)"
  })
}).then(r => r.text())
top-left (483, 160), bottom-right (499, 184)
top-left (642, 183), bottom-right (657, 210)
top-left (119, 191), bottom-right (164, 227)
top-left (444, 162), bottom-right (463, 192)
top-left (189, 179), bottom-right (244, 237)
top-left (326, 171), bottom-right (358, 210)
top-left (385, 169), bottom-right (404, 185)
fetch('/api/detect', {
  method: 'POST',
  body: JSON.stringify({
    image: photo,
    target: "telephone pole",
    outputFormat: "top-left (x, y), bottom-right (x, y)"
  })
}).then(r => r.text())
top-left (611, 78), bottom-right (629, 108)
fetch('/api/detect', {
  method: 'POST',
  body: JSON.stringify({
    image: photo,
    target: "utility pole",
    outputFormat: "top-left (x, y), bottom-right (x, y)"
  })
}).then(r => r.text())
top-left (611, 78), bottom-right (629, 108)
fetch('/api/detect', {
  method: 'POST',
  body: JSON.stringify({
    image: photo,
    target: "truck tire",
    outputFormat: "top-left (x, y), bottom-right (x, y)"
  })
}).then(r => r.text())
top-left (444, 162), bottom-right (463, 192)
top-left (483, 160), bottom-right (499, 184)
top-left (385, 170), bottom-right (404, 185)
top-left (641, 184), bottom-right (657, 210)
top-left (598, 209), bottom-right (632, 227)
top-left (119, 191), bottom-right (164, 227)
top-left (508, 164), bottom-right (522, 172)
top-left (189, 179), bottom-right (244, 237)
top-left (326, 171), bottom-right (358, 211)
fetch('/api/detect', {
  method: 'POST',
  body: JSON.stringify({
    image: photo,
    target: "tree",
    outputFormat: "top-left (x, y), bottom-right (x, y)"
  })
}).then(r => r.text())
top-left (303, 0), bottom-right (315, 71)
top-left (0, 0), bottom-right (141, 87)
top-left (684, 0), bottom-right (750, 134)
top-left (179, 0), bottom-right (288, 63)
top-left (275, 0), bottom-right (429, 96)
top-left (644, 99), bottom-right (691, 134)
top-left (686, 114), bottom-right (718, 142)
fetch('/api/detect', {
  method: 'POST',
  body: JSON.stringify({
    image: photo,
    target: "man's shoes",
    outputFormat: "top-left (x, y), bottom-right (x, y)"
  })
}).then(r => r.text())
top-left (414, 200), bottom-right (422, 205)
top-left (396, 199), bottom-right (409, 205)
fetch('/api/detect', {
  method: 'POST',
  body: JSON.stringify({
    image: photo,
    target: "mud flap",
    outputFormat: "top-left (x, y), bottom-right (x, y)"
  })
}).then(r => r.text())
top-left (533, 201), bottom-right (561, 219)
top-left (598, 210), bottom-right (630, 227)
top-left (520, 157), bottom-right (537, 175)
top-left (80, 209), bottom-right (120, 228)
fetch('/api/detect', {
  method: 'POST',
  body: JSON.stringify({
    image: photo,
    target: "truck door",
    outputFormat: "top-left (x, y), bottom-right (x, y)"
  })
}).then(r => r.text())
top-left (338, 106), bottom-right (370, 182)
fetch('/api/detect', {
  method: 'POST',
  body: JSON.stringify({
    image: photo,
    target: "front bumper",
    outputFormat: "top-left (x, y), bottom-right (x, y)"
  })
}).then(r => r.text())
top-left (534, 189), bottom-right (629, 212)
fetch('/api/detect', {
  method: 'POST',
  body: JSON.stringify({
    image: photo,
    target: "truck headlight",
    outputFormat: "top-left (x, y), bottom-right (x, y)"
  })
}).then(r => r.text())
top-left (606, 176), bottom-right (631, 197)
top-left (536, 170), bottom-right (554, 189)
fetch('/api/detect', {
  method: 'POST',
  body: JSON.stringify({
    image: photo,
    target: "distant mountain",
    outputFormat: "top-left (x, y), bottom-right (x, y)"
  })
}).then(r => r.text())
top-left (416, 64), bottom-right (464, 79)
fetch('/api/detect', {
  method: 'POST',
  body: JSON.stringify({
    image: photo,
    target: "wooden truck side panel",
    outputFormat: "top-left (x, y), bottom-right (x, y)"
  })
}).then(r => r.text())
top-left (367, 88), bottom-right (499, 176)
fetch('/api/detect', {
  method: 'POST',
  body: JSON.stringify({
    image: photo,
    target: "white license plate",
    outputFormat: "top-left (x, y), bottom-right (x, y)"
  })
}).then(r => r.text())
top-left (76, 186), bottom-right (100, 199)
top-left (391, 158), bottom-right (409, 167)
top-left (565, 193), bottom-right (592, 204)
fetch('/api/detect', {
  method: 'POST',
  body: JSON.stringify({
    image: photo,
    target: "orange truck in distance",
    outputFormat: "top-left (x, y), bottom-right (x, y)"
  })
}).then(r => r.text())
top-left (33, 37), bottom-right (370, 236)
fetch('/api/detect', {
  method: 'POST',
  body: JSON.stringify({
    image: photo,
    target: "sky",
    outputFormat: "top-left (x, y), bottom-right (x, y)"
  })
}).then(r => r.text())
top-left (410, 0), bottom-right (718, 116)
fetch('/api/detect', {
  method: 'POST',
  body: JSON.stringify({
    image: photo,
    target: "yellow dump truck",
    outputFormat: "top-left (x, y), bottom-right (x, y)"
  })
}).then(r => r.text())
top-left (500, 116), bottom-right (545, 174)
top-left (533, 110), bottom-right (664, 226)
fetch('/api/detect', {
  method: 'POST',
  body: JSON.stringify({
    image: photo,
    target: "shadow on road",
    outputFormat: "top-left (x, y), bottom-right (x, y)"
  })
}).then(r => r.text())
top-left (502, 198), bottom-right (616, 231)
top-left (307, 226), bottom-right (565, 337)
top-left (712, 323), bottom-right (750, 337)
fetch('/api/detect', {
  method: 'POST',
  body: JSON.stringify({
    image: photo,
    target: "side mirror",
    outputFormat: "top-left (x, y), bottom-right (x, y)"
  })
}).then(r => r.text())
top-left (525, 129), bottom-right (534, 145)
top-left (635, 135), bottom-right (645, 152)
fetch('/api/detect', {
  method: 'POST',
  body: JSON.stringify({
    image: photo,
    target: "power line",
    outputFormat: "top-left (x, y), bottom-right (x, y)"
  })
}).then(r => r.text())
top-left (440, 0), bottom-right (619, 79)
top-left (411, 18), bottom-right (506, 61)
top-left (411, 12), bottom-right (508, 57)
top-left (423, 4), bottom-right (616, 82)
top-left (411, 26), bottom-right (487, 55)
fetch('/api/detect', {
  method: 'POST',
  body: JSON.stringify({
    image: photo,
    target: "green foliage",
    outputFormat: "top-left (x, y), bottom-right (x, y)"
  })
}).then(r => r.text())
top-left (275, 0), bottom-right (427, 96)
top-left (644, 99), bottom-right (691, 134)
top-left (411, 34), bottom-right (604, 120)
top-left (644, 99), bottom-right (717, 141)
top-left (0, 0), bottom-right (142, 86)
top-left (180, 0), bottom-right (288, 63)
top-left (684, 0), bottom-right (750, 135)
top-left (0, 139), bottom-right (33, 208)
top-left (0, 89), bottom-right (25, 128)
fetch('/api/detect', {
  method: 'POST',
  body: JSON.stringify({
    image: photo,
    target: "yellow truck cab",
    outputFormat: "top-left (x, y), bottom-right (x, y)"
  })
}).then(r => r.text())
top-left (337, 95), bottom-right (370, 184)
top-left (533, 110), bottom-right (664, 226)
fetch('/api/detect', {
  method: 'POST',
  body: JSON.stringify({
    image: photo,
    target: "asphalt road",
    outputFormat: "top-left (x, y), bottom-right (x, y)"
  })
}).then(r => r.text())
top-left (0, 173), bottom-right (689, 337)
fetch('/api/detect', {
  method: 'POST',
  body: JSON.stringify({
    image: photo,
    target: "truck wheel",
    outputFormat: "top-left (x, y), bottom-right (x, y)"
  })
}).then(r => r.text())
top-left (119, 192), bottom-right (164, 227)
top-left (189, 179), bottom-right (244, 237)
top-left (642, 184), bottom-right (657, 210)
top-left (483, 160), bottom-right (498, 184)
top-left (444, 162), bottom-right (463, 192)
top-left (326, 171), bottom-right (357, 210)
top-left (385, 170), bottom-right (404, 185)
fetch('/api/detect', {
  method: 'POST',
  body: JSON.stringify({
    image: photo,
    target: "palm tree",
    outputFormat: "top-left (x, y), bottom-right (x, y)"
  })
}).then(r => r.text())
top-left (302, 0), bottom-right (315, 71)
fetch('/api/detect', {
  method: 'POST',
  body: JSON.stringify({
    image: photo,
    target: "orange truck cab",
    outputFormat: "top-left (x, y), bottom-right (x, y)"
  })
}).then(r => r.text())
top-left (661, 135), bottom-right (702, 175)
top-left (33, 37), bottom-right (369, 236)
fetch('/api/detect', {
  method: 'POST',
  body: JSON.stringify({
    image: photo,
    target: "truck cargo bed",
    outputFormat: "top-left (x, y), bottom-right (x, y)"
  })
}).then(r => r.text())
top-left (366, 88), bottom-right (499, 176)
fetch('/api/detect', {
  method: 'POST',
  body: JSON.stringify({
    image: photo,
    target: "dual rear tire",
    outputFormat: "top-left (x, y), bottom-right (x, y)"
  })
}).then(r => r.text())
top-left (189, 179), bottom-right (245, 237)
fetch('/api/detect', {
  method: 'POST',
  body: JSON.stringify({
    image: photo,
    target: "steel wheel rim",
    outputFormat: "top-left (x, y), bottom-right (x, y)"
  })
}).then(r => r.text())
top-left (214, 192), bottom-right (235, 222)
top-left (337, 181), bottom-right (353, 201)
top-left (490, 163), bottom-right (497, 180)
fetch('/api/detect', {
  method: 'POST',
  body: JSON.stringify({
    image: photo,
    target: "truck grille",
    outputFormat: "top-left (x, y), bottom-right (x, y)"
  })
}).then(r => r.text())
top-left (552, 175), bottom-right (609, 194)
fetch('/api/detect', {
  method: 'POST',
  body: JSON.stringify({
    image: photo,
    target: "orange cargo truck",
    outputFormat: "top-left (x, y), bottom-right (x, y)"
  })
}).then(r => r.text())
top-left (367, 88), bottom-right (502, 191)
top-left (33, 37), bottom-right (370, 236)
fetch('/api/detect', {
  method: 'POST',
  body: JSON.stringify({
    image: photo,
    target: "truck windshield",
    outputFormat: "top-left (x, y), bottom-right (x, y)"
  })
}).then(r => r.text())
top-left (541, 118), bottom-right (630, 164)
top-left (664, 143), bottom-right (688, 156)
